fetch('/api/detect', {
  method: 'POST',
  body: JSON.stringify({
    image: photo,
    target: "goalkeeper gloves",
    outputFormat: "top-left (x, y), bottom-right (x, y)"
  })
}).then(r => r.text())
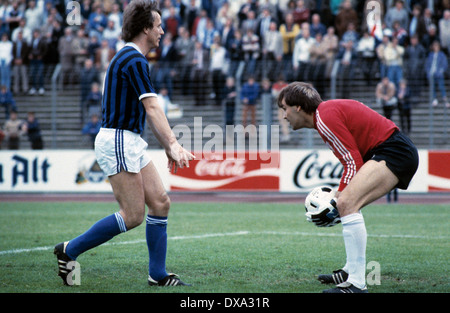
top-left (305, 198), bottom-right (341, 227)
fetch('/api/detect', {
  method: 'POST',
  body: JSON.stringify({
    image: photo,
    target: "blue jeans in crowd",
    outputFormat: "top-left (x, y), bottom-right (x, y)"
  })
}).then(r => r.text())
top-left (0, 59), bottom-right (11, 89)
top-left (29, 59), bottom-right (44, 90)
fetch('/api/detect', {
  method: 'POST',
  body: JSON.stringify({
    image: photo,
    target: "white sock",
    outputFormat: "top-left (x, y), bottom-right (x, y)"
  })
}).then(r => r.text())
top-left (341, 212), bottom-right (367, 289)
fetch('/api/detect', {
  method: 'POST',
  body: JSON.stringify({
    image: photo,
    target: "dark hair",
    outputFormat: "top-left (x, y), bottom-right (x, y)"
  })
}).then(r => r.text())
top-left (122, 0), bottom-right (161, 42)
top-left (277, 82), bottom-right (322, 114)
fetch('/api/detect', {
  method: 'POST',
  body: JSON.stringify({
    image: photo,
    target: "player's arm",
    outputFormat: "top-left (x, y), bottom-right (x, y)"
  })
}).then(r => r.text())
top-left (316, 112), bottom-right (364, 192)
top-left (310, 111), bottom-right (363, 227)
top-left (127, 58), bottom-right (194, 173)
top-left (142, 96), bottom-right (194, 172)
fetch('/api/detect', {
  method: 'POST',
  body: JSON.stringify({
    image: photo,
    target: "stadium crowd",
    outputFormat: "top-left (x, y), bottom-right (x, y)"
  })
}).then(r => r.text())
top-left (0, 0), bottom-right (449, 149)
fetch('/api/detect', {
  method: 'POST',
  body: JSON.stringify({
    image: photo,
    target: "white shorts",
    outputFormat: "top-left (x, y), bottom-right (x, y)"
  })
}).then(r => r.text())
top-left (95, 128), bottom-right (151, 177)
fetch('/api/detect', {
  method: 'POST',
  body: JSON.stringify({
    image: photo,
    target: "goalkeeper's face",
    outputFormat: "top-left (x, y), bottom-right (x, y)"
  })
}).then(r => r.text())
top-left (280, 99), bottom-right (312, 130)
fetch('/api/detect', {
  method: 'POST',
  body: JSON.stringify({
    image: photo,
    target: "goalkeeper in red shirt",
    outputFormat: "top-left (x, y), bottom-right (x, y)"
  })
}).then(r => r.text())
top-left (278, 82), bottom-right (419, 293)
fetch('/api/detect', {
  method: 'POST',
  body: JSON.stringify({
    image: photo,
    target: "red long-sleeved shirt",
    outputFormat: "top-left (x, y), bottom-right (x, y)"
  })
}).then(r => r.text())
top-left (314, 99), bottom-right (398, 191)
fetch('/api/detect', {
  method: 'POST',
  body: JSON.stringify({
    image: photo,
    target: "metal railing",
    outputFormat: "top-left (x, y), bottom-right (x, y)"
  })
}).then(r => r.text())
top-left (51, 64), bottom-right (61, 149)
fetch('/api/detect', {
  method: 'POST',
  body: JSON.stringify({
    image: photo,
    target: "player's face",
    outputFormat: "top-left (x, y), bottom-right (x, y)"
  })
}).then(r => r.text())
top-left (280, 99), bottom-right (306, 130)
top-left (147, 12), bottom-right (164, 49)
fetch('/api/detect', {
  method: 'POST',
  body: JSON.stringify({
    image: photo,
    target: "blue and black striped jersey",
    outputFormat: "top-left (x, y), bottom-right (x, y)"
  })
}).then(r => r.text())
top-left (101, 43), bottom-right (157, 134)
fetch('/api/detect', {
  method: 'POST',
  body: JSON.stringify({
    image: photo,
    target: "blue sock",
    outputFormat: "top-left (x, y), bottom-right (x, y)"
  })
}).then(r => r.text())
top-left (146, 215), bottom-right (168, 281)
top-left (66, 212), bottom-right (127, 260)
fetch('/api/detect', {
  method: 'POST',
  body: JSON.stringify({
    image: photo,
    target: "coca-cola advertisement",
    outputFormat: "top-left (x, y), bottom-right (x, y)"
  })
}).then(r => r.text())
top-left (169, 152), bottom-right (280, 191)
top-left (428, 151), bottom-right (450, 191)
top-left (279, 149), bottom-right (431, 193)
top-left (280, 149), bottom-right (343, 192)
top-left (1, 149), bottom-right (444, 193)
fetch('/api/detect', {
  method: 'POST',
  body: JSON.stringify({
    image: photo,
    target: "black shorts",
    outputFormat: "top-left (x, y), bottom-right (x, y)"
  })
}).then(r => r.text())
top-left (363, 130), bottom-right (419, 190)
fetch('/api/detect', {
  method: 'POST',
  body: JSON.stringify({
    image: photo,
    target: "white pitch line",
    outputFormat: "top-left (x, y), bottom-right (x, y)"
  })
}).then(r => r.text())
top-left (0, 231), bottom-right (250, 256)
top-left (0, 230), bottom-right (447, 256)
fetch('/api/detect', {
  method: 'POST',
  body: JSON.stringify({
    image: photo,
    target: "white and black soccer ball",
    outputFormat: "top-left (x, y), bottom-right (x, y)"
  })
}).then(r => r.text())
top-left (304, 186), bottom-right (336, 213)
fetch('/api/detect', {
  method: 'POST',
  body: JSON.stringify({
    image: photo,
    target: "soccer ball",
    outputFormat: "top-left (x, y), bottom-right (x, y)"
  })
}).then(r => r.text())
top-left (305, 186), bottom-right (336, 213)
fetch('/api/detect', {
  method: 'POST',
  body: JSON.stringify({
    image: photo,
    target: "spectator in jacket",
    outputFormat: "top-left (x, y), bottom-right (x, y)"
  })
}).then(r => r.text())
top-left (24, 0), bottom-right (44, 33)
top-left (81, 113), bottom-right (101, 148)
top-left (88, 4), bottom-right (107, 40)
top-left (256, 6), bottom-right (276, 44)
top-left (72, 29), bottom-right (90, 81)
top-left (79, 58), bottom-right (99, 124)
top-left (28, 28), bottom-right (47, 95)
top-left (292, 24), bottom-right (315, 82)
top-left (241, 76), bottom-right (260, 128)
top-left (425, 41), bottom-right (449, 107)
top-left (85, 82), bottom-right (102, 121)
top-left (310, 13), bottom-right (327, 38)
top-left (397, 79), bottom-right (411, 135)
top-left (153, 33), bottom-right (178, 99)
top-left (384, 36), bottom-right (404, 89)
top-left (404, 35), bottom-right (427, 99)
top-left (322, 26), bottom-right (339, 79)
top-left (0, 33), bottom-right (13, 89)
top-left (334, 0), bottom-right (358, 39)
top-left (3, 109), bottom-right (25, 149)
top-left (242, 27), bottom-right (260, 80)
top-left (309, 32), bottom-right (328, 97)
top-left (337, 40), bottom-right (357, 99)
top-left (174, 26), bottom-right (195, 95)
top-left (58, 27), bottom-right (74, 86)
top-left (385, 0), bottom-right (409, 31)
top-left (25, 111), bottom-right (43, 149)
top-left (227, 29), bottom-right (243, 78)
top-left (376, 76), bottom-right (397, 120)
top-left (376, 33), bottom-right (390, 81)
top-left (357, 31), bottom-right (376, 86)
top-left (11, 19), bottom-right (32, 45)
top-left (292, 0), bottom-right (310, 26)
top-left (210, 35), bottom-right (227, 106)
top-left (223, 76), bottom-right (237, 128)
top-left (409, 4), bottom-right (427, 42)
top-left (12, 31), bottom-right (29, 95)
top-left (263, 21), bottom-right (283, 82)
top-left (340, 22), bottom-right (359, 46)
top-left (421, 23), bottom-right (439, 52)
top-left (279, 12), bottom-right (300, 81)
top-left (392, 20), bottom-right (408, 47)
top-left (439, 9), bottom-right (450, 54)
top-left (0, 85), bottom-right (17, 119)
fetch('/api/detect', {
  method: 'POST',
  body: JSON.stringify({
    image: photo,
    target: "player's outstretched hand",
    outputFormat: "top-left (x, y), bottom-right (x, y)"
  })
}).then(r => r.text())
top-left (166, 142), bottom-right (195, 173)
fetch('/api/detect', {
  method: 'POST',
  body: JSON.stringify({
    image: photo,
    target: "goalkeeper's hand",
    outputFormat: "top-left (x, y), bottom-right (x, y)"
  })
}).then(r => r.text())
top-left (305, 198), bottom-right (341, 227)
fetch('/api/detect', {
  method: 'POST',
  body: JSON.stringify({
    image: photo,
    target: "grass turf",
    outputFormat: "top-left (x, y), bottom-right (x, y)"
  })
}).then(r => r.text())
top-left (0, 201), bottom-right (448, 294)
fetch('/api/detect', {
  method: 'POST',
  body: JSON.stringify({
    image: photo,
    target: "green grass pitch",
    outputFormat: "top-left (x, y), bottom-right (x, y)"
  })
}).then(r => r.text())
top-left (0, 200), bottom-right (448, 294)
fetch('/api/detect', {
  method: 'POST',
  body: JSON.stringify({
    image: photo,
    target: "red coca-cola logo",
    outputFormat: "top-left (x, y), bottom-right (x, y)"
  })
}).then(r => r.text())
top-left (195, 159), bottom-right (246, 177)
top-left (170, 152), bottom-right (279, 191)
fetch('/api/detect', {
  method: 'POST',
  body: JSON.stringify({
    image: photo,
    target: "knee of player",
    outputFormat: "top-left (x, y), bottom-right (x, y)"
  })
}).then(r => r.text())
top-left (335, 195), bottom-right (355, 217)
top-left (160, 194), bottom-right (171, 214)
top-left (123, 209), bottom-right (146, 230)
top-left (149, 193), bottom-right (171, 216)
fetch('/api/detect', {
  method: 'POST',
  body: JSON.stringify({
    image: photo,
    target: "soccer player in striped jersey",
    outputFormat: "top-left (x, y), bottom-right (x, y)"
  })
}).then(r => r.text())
top-left (54, 0), bottom-right (194, 286)
top-left (277, 82), bottom-right (418, 293)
